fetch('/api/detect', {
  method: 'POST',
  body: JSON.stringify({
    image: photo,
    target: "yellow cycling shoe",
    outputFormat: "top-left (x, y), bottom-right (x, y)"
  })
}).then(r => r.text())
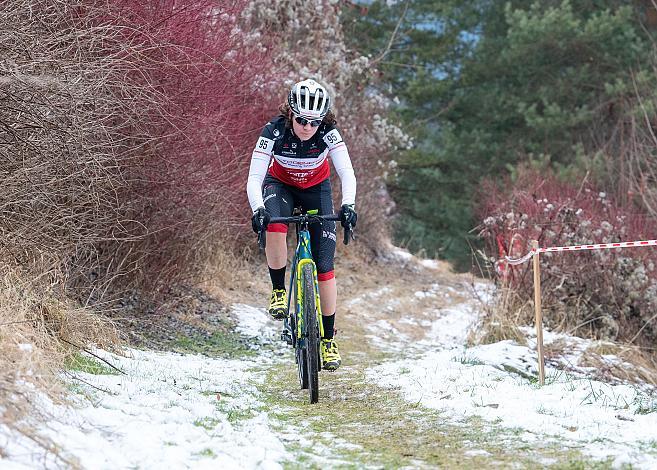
top-left (321, 339), bottom-right (342, 371)
top-left (268, 289), bottom-right (287, 320)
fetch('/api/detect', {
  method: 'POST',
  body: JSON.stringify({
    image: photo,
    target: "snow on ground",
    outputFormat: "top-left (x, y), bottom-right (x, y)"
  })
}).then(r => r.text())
top-left (420, 259), bottom-right (440, 270)
top-left (0, 302), bottom-right (370, 469)
top-left (418, 303), bottom-right (478, 348)
top-left (367, 296), bottom-right (657, 468)
top-left (3, 250), bottom-right (657, 468)
top-left (233, 303), bottom-right (276, 339)
top-left (0, 305), bottom-right (289, 470)
top-left (346, 286), bottom-right (393, 307)
top-left (362, 281), bottom-right (482, 354)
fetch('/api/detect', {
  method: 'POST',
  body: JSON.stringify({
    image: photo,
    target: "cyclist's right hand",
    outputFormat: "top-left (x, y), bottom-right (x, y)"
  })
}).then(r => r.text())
top-left (251, 206), bottom-right (271, 233)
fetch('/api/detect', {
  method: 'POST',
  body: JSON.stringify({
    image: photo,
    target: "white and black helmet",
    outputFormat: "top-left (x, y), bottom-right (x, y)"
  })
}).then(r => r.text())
top-left (288, 79), bottom-right (331, 119)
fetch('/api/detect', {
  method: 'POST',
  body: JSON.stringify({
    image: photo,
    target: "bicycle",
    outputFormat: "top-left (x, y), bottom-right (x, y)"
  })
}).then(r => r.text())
top-left (258, 209), bottom-right (352, 404)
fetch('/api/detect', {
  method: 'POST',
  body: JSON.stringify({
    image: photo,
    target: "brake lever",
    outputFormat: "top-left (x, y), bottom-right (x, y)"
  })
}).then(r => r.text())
top-left (258, 230), bottom-right (266, 250)
top-left (343, 224), bottom-right (356, 245)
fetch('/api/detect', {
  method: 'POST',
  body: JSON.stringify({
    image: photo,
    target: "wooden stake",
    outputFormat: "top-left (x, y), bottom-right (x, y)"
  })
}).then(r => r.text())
top-left (532, 240), bottom-right (545, 386)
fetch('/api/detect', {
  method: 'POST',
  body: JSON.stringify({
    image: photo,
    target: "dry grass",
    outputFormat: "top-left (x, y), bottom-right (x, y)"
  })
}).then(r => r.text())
top-left (0, 265), bottom-right (120, 463)
top-left (542, 336), bottom-right (657, 387)
top-left (474, 281), bottom-right (657, 387)
top-left (199, 238), bottom-right (270, 304)
top-left (580, 342), bottom-right (657, 387)
top-left (468, 287), bottom-right (529, 346)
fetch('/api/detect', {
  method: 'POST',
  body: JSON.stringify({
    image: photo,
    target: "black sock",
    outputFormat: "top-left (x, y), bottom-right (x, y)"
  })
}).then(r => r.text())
top-left (269, 266), bottom-right (286, 290)
top-left (322, 313), bottom-right (335, 339)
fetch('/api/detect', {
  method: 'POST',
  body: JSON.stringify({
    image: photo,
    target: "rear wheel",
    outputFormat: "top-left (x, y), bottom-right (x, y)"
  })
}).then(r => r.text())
top-left (302, 264), bottom-right (319, 404)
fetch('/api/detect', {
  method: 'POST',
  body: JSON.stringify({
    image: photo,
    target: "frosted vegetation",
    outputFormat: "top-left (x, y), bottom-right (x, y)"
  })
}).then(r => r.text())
top-left (3, 253), bottom-right (657, 468)
top-left (2, 0), bottom-right (657, 467)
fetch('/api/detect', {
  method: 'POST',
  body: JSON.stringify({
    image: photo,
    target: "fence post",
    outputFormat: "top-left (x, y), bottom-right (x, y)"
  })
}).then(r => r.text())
top-left (532, 240), bottom-right (545, 385)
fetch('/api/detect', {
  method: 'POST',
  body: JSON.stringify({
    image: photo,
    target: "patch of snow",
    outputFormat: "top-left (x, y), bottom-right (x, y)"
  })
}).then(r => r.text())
top-left (368, 340), bottom-right (657, 468)
top-left (372, 319), bottom-right (395, 331)
top-left (518, 326), bottom-right (652, 389)
top-left (392, 248), bottom-right (413, 261)
top-left (360, 266), bottom-right (657, 467)
top-left (398, 317), bottom-right (418, 326)
top-left (471, 281), bottom-right (495, 304)
top-left (365, 318), bottom-right (413, 353)
top-left (464, 449), bottom-right (492, 457)
top-left (419, 303), bottom-right (479, 347)
top-left (232, 303), bottom-right (276, 338)
top-left (420, 259), bottom-right (440, 269)
top-left (346, 287), bottom-right (393, 307)
top-left (1, 348), bottom-right (290, 469)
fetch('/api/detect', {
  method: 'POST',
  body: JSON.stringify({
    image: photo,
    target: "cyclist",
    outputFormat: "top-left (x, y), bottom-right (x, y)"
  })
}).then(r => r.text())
top-left (246, 79), bottom-right (357, 371)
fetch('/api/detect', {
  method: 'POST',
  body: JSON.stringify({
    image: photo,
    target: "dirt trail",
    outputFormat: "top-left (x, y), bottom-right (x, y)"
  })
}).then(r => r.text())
top-left (5, 247), bottom-right (653, 468)
top-left (239, 252), bottom-right (602, 469)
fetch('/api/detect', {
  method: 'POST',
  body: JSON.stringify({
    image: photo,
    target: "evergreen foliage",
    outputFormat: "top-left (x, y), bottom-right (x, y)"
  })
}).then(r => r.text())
top-left (344, 0), bottom-right (656, 270)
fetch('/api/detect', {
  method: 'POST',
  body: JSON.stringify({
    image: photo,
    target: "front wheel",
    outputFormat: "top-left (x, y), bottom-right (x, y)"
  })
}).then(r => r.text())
top-left (302, 264), bottom-right (320, 404)
top-left (291, 284), bottom-right (309, 390)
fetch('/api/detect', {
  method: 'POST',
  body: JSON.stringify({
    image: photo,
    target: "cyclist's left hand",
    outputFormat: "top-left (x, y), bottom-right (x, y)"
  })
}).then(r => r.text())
top-left (340, 204), bottom-right (357, 229)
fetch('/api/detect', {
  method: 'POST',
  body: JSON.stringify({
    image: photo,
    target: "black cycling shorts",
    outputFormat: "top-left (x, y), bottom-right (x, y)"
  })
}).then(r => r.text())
top-left (263, 175), bottom-right (337, 280)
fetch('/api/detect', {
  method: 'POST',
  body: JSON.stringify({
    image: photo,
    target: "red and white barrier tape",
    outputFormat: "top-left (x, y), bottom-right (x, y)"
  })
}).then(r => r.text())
top-left (505, 250), bottom-right (536, 266)
top-left (504, 239), bottom-right (657, 265)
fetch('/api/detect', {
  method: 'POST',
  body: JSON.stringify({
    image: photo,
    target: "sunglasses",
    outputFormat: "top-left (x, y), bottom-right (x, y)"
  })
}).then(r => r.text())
top-left (294, 115), bottom-right (323, 127)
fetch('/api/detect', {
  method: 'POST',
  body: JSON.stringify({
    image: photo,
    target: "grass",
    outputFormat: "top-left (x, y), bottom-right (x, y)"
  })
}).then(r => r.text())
top-left (255, 344), bottom-right (608, 469)
top-left (193, 417), bottom-right (220, 431)
top-left (215, 401), bottom-right (258, 424)
top-left (578, 344), bottom-right (657, 388)
top-left (502, 364), bottom-right (536, 381)
top-left (453, 354), bottom-right (486, 366)
top-left (201, 389), bottom-right (232, 398)
top-left (172, 329), bottom-right (256, 359)
top-left (632, 394), bottom-right (657, 415)
top-left (467, 288), bottom-right (529, 347)
top-left (576, 381), bottom-right (657, 414)
top-left (196, 448), bottom-right (217, 458)
top-left (536, 404), bottom-right (556, 416)
top-left (550, 458), bottom-right (620, 469)
top-left (640, 440), bottom-right (657, 451)
top-left (64, 352), bottom-right (120, 375)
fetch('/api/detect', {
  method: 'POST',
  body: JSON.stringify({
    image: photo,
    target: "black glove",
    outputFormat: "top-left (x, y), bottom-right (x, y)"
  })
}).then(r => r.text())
top-left (251, 207), bottom-right (270, 233)
top-left (339, 204), bottom-right (357, 229)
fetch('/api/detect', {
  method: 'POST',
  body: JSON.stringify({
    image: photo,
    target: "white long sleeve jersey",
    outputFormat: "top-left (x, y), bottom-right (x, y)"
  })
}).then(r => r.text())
top-left (246, 115), bottom-right (357, 212)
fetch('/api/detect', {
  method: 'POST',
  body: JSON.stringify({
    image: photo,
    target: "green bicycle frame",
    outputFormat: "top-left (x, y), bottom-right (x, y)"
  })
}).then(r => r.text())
top-left (289, 211), bottom-right (324, 343)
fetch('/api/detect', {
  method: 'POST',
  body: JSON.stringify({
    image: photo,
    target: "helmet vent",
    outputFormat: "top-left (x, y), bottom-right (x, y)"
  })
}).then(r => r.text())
top-left (289, 79), bottom-right (331, 118)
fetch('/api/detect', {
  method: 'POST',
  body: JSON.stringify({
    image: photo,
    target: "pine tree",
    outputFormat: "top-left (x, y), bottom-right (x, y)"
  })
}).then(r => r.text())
top-left (344, 0), bottom-right (657, 270)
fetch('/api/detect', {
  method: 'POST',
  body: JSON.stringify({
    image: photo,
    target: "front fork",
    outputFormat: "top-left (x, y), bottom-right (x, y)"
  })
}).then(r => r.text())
top-left (280, 255), bottom-right (298, 346)
top-left (280, 257), bottom-right (324, 346)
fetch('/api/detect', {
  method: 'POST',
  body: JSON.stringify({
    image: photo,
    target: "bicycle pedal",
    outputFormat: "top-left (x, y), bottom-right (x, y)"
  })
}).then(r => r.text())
top-left (280, 329), bottom-right (293, 345)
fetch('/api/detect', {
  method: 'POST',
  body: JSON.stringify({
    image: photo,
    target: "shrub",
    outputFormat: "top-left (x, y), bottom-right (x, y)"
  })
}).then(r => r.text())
top-left (81, 0), bottom-right (279, 291)
top-left (0, 0), bottom-right (276, 456)
top-left (243, 0), bottom-right (409, 253)
top-left (476, 168), bottom-right (657, 348)
top-left (0, 0), bottom-right (278, 295)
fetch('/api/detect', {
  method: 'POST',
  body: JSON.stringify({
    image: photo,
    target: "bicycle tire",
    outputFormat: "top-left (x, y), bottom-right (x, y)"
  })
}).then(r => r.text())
top-left (297, 344), bottom-right (309, 390)
top-left (292, 280), bottom-right (309, 390)
top-left (302, 264), bottom-right (320, 404)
